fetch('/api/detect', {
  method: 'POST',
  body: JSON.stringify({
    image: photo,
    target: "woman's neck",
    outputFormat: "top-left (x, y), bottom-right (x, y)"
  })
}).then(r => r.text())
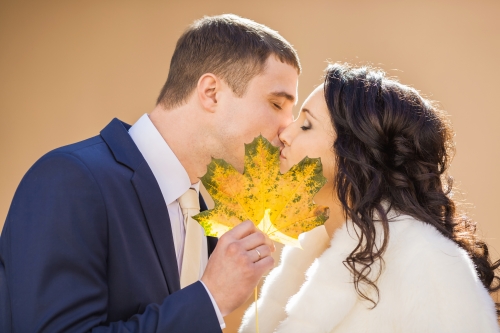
top-left (313, 187), bottom-right (345, 238)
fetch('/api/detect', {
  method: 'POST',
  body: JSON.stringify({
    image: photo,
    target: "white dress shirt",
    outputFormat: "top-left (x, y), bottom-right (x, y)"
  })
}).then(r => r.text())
top-left (129, 114), bottom-right (225, 329)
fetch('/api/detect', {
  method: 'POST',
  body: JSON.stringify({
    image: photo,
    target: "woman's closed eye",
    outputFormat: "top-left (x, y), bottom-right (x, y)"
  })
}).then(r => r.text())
top-left (300, 119), bottom-right (311, 130)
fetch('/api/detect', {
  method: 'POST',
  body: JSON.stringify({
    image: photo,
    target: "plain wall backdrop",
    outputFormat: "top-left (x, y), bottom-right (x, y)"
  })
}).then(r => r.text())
top-left (1, 1), bottom-right (499, 331)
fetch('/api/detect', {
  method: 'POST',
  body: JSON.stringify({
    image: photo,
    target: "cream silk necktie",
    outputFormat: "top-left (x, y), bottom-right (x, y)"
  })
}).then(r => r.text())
top-left (178, 188), bottom-right (208, 288)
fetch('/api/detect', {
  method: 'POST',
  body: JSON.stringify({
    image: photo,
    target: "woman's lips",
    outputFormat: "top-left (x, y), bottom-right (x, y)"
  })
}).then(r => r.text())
top-left (280, 147), bottom-right (286, 159)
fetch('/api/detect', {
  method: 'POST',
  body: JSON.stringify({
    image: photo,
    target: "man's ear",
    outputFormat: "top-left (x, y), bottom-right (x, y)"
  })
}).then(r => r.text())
top-left (197, 73), bottom-right (220, 112)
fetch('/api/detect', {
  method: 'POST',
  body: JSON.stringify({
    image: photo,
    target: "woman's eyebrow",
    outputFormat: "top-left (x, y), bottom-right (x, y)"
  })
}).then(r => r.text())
top-left (302, 108), bottom-right (317, 119)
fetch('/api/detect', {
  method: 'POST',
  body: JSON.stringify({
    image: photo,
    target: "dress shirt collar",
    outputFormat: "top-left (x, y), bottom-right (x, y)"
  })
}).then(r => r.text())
top-left (128, 113), bottom-right (199, 205)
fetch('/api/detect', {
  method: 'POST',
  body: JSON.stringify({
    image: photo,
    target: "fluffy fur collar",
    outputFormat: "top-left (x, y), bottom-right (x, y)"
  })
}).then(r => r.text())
top-left (239, 213), bottom-right (499, 333)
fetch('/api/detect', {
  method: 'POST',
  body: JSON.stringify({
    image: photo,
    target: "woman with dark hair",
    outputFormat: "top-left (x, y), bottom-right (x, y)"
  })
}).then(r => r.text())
top-left (239, 64), bottom-right (500, 333)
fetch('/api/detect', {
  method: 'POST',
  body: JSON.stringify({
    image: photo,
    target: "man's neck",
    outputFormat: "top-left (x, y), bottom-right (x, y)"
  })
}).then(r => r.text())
top-left (149, 105), bottom-right (211, 184)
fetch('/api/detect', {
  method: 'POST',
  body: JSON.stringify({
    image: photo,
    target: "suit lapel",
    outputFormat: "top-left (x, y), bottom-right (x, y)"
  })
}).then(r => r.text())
top-left (101, 118), bottom-right (180, 294)
top-left (131, 163), bottom-right (180, 294)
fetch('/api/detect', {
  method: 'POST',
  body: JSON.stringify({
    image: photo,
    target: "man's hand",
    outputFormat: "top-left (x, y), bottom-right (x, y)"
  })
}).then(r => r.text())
top-left (201, 220), bottom-right (276, 317)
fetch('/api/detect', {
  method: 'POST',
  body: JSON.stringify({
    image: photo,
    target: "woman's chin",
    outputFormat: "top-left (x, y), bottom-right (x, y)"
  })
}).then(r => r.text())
top-left (279, 159), bottom-right (290, 174)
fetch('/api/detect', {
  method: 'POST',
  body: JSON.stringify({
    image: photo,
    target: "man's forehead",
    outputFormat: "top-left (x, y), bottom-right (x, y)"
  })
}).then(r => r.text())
top-left (250, 58), bottom-right (299, 102)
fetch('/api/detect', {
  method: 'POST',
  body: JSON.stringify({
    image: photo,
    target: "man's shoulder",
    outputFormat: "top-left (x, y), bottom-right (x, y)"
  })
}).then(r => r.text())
top-left (29, 134), bottom-right (123, 182)
top-left (48, 135), bottom-right (106, 158)
top-left (46, 132), bottom-right (118, 164)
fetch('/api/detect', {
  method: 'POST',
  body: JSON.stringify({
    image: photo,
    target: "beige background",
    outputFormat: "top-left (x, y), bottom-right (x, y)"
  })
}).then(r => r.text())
top-left (1, 1), bottom-right (499, 332)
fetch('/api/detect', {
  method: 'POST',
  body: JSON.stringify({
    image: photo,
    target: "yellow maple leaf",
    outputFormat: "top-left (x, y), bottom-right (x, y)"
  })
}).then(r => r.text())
top-left (193, 135), bottom-right (329, 247)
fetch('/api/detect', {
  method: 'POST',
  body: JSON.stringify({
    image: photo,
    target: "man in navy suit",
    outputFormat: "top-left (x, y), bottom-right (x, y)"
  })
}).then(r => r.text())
top-left (0, 14), bottom-right (301, 332)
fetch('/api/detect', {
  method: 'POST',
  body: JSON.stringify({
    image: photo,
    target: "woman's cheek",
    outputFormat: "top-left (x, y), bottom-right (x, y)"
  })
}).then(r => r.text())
top-left (323, 150), bottom-right (336, 182)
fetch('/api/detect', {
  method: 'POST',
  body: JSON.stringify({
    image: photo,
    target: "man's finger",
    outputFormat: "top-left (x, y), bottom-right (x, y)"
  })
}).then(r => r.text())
top-left (240, 231), bottom-right (268, 251)
top-left (253, 255), bottom-right (275, 274)
top-left (265, 234), bottom-right (276, 252)
top-left (248, 244), bottom-right (272, 263)
top-left (225, 220), bottom-right (256, 240)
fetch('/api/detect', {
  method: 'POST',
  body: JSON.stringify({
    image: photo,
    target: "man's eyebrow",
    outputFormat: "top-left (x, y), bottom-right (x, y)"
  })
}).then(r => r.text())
top-left (302, 107), bottom-right (316, 119)
top-left (270, 91), bottom-right (295, 103)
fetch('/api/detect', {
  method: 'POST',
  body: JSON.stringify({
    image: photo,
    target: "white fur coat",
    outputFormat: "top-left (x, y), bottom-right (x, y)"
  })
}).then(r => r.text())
top-left (239, 213), bottom-right (499, 333)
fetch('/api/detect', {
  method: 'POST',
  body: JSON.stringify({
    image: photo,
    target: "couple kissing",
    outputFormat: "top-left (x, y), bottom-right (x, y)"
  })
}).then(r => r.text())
top-left (1, 14), bottom-right (498, 333)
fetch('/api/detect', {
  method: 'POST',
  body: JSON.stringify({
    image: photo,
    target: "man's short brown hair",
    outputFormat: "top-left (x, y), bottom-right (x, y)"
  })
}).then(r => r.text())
top-left (156, 14), bottom-right (301, 109)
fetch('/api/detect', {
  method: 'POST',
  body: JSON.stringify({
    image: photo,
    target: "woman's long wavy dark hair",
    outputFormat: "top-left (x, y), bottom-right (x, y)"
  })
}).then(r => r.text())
top-left (324, 63), bottom-right (500, 312)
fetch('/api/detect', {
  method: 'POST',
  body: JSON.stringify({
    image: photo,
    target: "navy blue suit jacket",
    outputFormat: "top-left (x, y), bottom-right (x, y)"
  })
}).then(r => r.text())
top-left (0, 119), bottom-right (221, 332)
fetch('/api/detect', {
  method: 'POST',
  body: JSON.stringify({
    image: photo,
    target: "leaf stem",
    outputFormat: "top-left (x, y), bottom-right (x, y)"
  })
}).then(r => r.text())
top-left (255, 286), bottom-right (259, 333)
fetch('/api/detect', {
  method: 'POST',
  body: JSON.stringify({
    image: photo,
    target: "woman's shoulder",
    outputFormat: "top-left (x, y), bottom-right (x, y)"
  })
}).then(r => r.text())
top-left (383, 214), bottom-right (498, 331)
top-left (321, 212), bottom-right (476, 272)
top-left (383, 213), bottom-right (493, 310)
top-left (305, 211), bottom-right (482, 290)
top-left (387, 213), bottom-right (473, 267)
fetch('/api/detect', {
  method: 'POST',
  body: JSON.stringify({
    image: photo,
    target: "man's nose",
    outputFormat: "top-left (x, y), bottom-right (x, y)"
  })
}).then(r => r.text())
top-left (280, 112), bottom-right (294, 129)
top-left (272, 111), bottom-right (293, 147)
top-left (278, 121), bottom-right (293, 147)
